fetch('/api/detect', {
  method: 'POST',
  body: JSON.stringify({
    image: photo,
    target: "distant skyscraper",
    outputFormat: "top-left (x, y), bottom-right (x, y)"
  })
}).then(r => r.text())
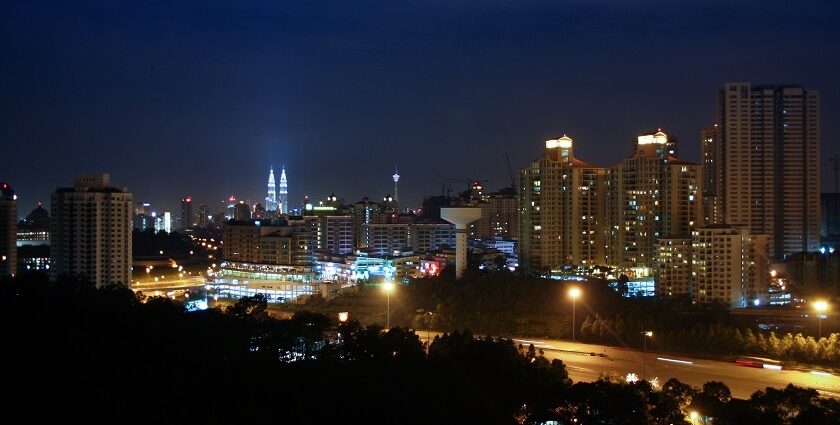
top-left (196, 203), bottom-right (210, 228)
top-left (710, 83), bottom-right (820, 258)
top-left (266, 166), bottom-right (277, 212)
top-left (180, 196), bottom-right (193, 230)
top-left (51, 174), bottom-right (132, 287)
top-left (0, 182), bottom-right (17, 277)
top-left (279, 166), bottom-right (288, 215)
top-left (234, 201), bottom-right (251, 221)
top-left (392, 166), bottom-right (400, 203)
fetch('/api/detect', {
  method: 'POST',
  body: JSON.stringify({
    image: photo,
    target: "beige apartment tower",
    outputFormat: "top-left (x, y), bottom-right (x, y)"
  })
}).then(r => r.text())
top-left (50, 174), bottom-right (133, 287)
top-left (606, 131), bottom-right (702, 276)
top-left (691, 225), bottom-right (769, 308)
top-left (518, 135), bottom-right (605, 271)
top-left (709, 83), bottom-right (820, 258)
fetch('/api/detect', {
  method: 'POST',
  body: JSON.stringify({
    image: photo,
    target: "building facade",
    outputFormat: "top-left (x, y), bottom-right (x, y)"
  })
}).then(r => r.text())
top-left (711, 83), bottom-right (820, 258)
top-left (475, 187), bottom-right (518, 240)
top-left (655, 238), bottom-right (692, 297)
top-left (518, 135), bottom-right (606, 271)
top-left (50, 174), bottom-right (133, 287)
top-left (691, 225), bottom-right (768, 308)
top-left (605, 131), bottom-right (701, 274)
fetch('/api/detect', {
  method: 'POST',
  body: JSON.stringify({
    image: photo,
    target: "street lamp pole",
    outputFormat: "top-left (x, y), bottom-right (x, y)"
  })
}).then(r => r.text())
top-left (568, 287), bottom-right (581, 341)
top-left (642, 331), bottom-right (653, 381)
top-left (814, 300), bottom-right (828, 339)
top-left (383, 281), bottom-right (395, 329)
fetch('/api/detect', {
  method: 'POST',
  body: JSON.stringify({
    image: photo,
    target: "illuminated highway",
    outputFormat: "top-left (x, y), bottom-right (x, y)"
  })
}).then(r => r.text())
top-left (420, 333), bottom-right (840, 399)
top-left (131, 276), bottom-right (208, 295)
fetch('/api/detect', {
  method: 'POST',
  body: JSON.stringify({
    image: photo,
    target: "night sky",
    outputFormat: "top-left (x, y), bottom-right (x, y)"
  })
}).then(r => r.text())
top-left (2, 1), bottom-right (839, 215)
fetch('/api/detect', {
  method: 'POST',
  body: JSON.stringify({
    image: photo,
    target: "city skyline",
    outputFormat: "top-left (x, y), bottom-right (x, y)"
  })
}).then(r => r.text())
top-left (2, 1), bottom-right (839, 213)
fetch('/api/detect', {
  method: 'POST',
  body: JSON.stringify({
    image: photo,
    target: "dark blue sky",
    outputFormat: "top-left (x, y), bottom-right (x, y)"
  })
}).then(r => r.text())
top-left (2, 0), bottom-right (839, 215)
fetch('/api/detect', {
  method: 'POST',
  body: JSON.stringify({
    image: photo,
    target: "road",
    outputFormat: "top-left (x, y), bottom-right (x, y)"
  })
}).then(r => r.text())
top-left (131, 277), bottom-right (207, 295)
top-left (420, 333), bottom-right (840, 399)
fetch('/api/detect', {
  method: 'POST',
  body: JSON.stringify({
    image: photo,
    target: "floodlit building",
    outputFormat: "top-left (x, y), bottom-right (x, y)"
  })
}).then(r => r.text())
top-left (709, 83), bottom-right (820, 258)
top-left (605, 130), bottom-right (701, 275)
top-left (691, 225), bottom-right (768, 308)
top-left (518, 135), bottom-right (606, 271)
top-left (50, 174), bottom-right (132, 287)
top-left (0, 183), bottom-right (17, 277)
top-left (278, 166), bottom-right (289, 215)
top-left (265, 166), bottom-right (277, 212)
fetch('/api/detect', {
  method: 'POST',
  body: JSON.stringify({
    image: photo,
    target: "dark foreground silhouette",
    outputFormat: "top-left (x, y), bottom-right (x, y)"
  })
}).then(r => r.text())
top-left (2, 273), bottom-right (838, 424)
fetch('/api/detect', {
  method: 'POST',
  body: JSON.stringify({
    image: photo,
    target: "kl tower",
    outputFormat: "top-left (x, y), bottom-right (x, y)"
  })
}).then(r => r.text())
top-left (392, 166), bottom-right (400, 203)
top-left (440, 207), bottom-right (481, 279)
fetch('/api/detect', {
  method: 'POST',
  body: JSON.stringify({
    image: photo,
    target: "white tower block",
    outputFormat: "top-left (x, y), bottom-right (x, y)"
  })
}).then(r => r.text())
top-left (440, 207), bottom-right (481, 279)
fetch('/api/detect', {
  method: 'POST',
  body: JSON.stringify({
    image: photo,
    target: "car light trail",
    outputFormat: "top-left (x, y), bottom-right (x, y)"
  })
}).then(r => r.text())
top-left (763, 364), bottom-right (783, 370)
top-left (656, 357), bottom-right (693, 365)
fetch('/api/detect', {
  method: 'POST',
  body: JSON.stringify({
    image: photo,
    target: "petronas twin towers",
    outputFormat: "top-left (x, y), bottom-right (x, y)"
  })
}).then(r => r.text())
top-left (265, 166), bottom-right (288, 214)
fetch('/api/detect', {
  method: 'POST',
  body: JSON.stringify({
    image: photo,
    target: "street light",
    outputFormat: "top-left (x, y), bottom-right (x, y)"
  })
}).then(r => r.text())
top-left (814, 300), bottom-right (829, 339)
top-left (642, 330), bottom-right (653, 381)
top-left (426, 311), bottom-right (434, 348)
top-left (568, 287), bottom-right (581, 341)
top-left (689, 411), bottom-right (698, 425)
top-left (383, 281), bottom-right (395, 329)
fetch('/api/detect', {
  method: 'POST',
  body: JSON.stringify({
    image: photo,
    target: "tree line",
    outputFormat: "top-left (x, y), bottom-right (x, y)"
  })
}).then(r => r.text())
top-left (3, 272), bottom-right (839, 423)
top-left (581, 314), bottom-right (840, 364)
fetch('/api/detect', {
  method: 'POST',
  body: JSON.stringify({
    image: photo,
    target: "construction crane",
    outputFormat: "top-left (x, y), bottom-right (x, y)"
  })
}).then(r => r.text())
top-left (432, 168), bottom-right (487, 198)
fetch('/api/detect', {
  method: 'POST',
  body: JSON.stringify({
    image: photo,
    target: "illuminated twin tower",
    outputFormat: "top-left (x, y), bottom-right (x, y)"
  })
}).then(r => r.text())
top-left (265, 166), bottom-right (288, 214)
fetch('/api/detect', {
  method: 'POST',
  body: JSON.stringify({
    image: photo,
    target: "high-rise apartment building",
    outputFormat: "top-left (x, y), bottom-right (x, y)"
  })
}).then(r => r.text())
top-left (655, 238), bottom-right (692, 297)
top-left (691, 225), bottom-right (768, 308)
top-left (701, 125), bottom-right (724, 225)
top-left (0, 183), bottom-right (17, 277)
top-left (196, 203), bottom-right (211, 228)
top-left (709, 83), bottom-right (820, 258)
top-left (606, 131), bottom-right (701, 275)
top-left (475, 187), bottom-right (518, 240)
top-left (50, 174), bottom-right (132, 287)
top-left (518, 135), bottom-right (606, 271)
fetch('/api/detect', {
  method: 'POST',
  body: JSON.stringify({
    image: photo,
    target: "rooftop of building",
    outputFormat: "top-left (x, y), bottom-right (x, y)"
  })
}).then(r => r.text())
top-left (1, 182), bottom-right (14, 199)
